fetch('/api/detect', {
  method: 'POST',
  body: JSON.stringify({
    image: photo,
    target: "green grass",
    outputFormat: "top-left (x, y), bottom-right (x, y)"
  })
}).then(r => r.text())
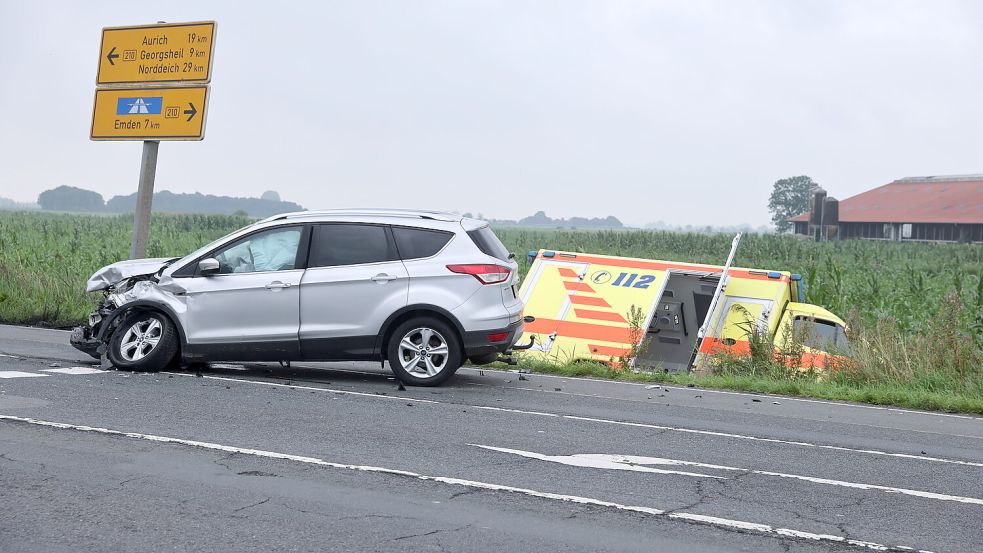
top-left (1, 210), bottom-right (980, 414)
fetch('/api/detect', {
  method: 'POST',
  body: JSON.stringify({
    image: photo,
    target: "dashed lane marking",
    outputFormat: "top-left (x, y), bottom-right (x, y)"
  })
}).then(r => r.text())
top-left (0, 414), bottom-right (937, 553)
top-left (0, 371), bottom-right (48, 379)
top-left (42, 367), bottom-right (107, 375)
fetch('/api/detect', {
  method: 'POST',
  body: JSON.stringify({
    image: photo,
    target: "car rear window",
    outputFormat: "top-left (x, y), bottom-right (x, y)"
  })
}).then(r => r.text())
top-left (309, 224), bottom-right (397, 267)
top-left (467, 226), bottom-right (511, 262)
top-left (393, 227), bottom-right (453, 260)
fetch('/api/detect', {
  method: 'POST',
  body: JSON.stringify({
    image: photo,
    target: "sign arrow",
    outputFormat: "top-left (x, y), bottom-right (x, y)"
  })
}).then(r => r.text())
top-left (183, 103), bottom-right (198, 122)
top-left (106, 46), bottom-right (119, 66)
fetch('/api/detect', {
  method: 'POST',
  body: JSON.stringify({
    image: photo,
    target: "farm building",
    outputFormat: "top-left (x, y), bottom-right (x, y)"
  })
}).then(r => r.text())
top-left (792, 174), bottom-right (983, 243)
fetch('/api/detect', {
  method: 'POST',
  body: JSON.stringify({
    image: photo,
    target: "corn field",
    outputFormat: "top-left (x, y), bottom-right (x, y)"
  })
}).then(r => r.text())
top-left (1, 212), bottom-right (980, 336)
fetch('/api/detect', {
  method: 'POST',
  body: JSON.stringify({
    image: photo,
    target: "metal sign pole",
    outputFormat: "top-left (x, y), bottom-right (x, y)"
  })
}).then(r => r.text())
top-left (129, 140), bottom-right (159, 259)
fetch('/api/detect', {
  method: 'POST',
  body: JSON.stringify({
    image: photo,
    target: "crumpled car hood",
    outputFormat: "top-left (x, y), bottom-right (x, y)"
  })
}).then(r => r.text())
top-left (85, 258), bottom-right (175, 292)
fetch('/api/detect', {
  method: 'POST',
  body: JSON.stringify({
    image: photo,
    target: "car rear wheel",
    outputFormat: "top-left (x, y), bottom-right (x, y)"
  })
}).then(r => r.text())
top-left (387, 318), bottom-right (461, 386)
top-left (108, 311), bottom-right (179, 372)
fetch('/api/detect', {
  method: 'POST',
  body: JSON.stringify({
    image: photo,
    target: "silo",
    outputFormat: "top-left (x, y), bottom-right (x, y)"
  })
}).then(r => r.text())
top-left (823, 196), bottom-right (839, 226)
top-left (823, 196), bottom-right (839, 240)
top-left (810, 188), bottom-right (827, 226)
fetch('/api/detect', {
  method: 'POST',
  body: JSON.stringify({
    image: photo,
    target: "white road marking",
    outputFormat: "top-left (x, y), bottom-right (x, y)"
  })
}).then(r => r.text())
top-left (472, 445), bottom-right (983, 506)
top-left (0, 414), bottom-right (934, 553)
top-left (460, 367), bottom-right (982, 421)
top-left (42, 367), bottom-right (107, 375)
top-left (208, 363), bottom-right (248, 371)
top-left (561, 415), bottom-right (983, 468)
top-left (163, 372), bottom-right (983, 468)
top-left (0, 371), bottom-right (48, 379)
top-left (0, 353), bottom-right (19, 358)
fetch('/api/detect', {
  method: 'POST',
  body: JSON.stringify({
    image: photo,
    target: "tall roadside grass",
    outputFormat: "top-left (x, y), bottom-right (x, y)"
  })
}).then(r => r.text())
top-left (704, 294), bottom-right (983, 413)
top-left (0, 211), bottom-right (250, 326)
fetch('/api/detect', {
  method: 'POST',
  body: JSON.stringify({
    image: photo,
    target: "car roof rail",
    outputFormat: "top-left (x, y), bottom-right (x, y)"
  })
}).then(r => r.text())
top-left (257, 208), bottom-right (463, 224)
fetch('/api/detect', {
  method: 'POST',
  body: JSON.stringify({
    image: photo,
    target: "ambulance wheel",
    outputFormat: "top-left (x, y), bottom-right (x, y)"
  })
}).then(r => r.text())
top-left (387, 318), bottom-right (462, 386)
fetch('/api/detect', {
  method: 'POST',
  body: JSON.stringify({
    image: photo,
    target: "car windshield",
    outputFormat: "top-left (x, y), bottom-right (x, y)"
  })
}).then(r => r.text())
top-left (793, 317), bottom-right (850, 354)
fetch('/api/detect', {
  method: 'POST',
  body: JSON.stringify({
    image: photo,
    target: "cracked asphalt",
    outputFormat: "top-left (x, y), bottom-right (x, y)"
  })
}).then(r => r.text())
top-left (1, 324), bottom-right (981, 552)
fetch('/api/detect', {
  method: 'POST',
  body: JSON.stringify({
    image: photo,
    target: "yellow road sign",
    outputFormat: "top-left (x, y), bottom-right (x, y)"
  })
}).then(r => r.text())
top-left (91, 86), bottom-right (208, 141)
top-left (97, 21), bottom-right (216, 85)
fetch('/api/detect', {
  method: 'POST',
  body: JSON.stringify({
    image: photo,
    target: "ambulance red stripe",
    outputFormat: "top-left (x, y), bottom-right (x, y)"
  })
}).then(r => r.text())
top-left (574, 309), bottom-right (627, 323)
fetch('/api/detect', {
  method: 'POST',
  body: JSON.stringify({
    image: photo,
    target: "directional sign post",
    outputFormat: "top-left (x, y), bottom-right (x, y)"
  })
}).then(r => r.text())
top-left (97, 22), bottom-right (215, 85)
top-left (91, 21), bottom-right (215, 259)
top-left (91, 87), bottom-right (207, 140)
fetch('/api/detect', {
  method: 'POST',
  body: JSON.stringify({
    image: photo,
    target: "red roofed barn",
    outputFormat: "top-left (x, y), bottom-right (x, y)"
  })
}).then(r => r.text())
top-left (792, 175), bottom-right (983, 243)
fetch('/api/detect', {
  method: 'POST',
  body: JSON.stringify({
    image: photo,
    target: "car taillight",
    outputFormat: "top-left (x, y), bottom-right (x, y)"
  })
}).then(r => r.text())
top-left (487, 332), bottom-right (509, 343)
top-left (446, 264), bottom-right (512, 285)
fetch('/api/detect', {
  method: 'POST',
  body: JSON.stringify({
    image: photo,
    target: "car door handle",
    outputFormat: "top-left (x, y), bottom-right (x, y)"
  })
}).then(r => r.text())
top-left (371, 273), bottom-right (398, 283)
top-left (265, 281), bottom-right (292, 290)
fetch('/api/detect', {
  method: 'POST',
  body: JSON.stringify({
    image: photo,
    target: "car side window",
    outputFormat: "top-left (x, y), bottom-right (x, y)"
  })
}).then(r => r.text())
top-left (212, 227), bottom-right (302, 274)
top-left (393, 226), bottom-right (453, 260)
top-left (309, 224), bottom-right (397, 268)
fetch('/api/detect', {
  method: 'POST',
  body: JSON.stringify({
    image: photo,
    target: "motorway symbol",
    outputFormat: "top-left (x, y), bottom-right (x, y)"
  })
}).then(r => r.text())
top-left (116, 97), bottom-right (163, 115)
top-left (97, 21), bottom-right (216, 85)
top-left (91, 86), bottom-right (208, 141)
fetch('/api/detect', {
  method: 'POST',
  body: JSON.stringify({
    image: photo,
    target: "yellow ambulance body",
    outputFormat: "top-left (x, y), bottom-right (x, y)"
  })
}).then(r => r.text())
top-left (517, 248), bottom-right (848, 372)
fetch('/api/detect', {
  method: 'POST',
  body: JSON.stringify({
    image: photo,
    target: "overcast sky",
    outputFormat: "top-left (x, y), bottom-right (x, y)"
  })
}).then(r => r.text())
top-left (1, 1), bottom-right (981, 226)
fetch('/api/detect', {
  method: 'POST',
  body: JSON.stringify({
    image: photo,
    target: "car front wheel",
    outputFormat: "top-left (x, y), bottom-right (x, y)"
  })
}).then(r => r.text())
top-left (387, 318), bottom-right (462, 386)
top-left (108, 311), bottom-right (179, 372)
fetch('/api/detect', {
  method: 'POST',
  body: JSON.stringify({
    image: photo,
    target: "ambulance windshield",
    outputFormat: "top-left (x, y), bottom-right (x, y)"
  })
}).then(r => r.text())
top-left (794, 317), bottom-right (850, 354)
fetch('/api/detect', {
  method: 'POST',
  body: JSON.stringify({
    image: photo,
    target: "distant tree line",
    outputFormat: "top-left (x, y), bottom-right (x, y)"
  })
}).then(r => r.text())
top-left (470, 210), bottom-right (624, 229)
top-left (34, 186), bottom-right (303, 218)
top-left (0, 196), bottom-right (40, 210)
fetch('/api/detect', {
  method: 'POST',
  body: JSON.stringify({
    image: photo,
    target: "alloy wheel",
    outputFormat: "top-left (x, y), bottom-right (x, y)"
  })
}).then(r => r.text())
top-left (397, 327), bottom-right (450, 377)
top-left (118, 318), bottom-right (162, 362)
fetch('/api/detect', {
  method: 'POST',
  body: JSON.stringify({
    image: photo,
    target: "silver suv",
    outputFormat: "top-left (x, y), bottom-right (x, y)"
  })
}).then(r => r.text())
top-left (71, 209), bottom-right (525, 386)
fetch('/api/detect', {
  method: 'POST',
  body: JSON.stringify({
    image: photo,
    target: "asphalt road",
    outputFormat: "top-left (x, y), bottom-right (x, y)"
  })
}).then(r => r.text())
top-left (1, 324), bottom-right (980, 553)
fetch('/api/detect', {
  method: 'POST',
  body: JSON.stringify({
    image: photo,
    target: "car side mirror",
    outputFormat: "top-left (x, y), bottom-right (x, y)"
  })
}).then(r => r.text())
top-left (198, 258), bottom-right (220, 275)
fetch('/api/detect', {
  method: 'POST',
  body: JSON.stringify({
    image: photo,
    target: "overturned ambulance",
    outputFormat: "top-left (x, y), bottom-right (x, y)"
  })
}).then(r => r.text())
top-left (517, 235), bottom-right (848, 372)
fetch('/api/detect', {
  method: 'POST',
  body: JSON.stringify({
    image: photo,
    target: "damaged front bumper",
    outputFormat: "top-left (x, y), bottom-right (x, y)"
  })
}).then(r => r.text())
top-left (70, 308), bottom-right (113, 359)
top-left (70, 325), bottom-right (102, 359)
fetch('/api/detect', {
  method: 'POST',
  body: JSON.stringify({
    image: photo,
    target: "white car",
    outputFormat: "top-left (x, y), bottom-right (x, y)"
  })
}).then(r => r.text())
top-left (71, 209), bottom-right (525, 386)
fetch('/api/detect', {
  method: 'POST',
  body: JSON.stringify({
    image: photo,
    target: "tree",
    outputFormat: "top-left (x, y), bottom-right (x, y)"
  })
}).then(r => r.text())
top-left (260, 190), bottom-right (281, 201)
top-left (37, 186), bottom-right (104, 212)
top-left (768, 176), bottom-right (817, 232)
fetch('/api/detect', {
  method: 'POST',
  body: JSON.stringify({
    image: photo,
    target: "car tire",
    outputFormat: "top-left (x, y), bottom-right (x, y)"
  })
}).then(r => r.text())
top-left (387, 317), bottom-right (462, 386)
top-left (108, 311), bottom-right (179, 372)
